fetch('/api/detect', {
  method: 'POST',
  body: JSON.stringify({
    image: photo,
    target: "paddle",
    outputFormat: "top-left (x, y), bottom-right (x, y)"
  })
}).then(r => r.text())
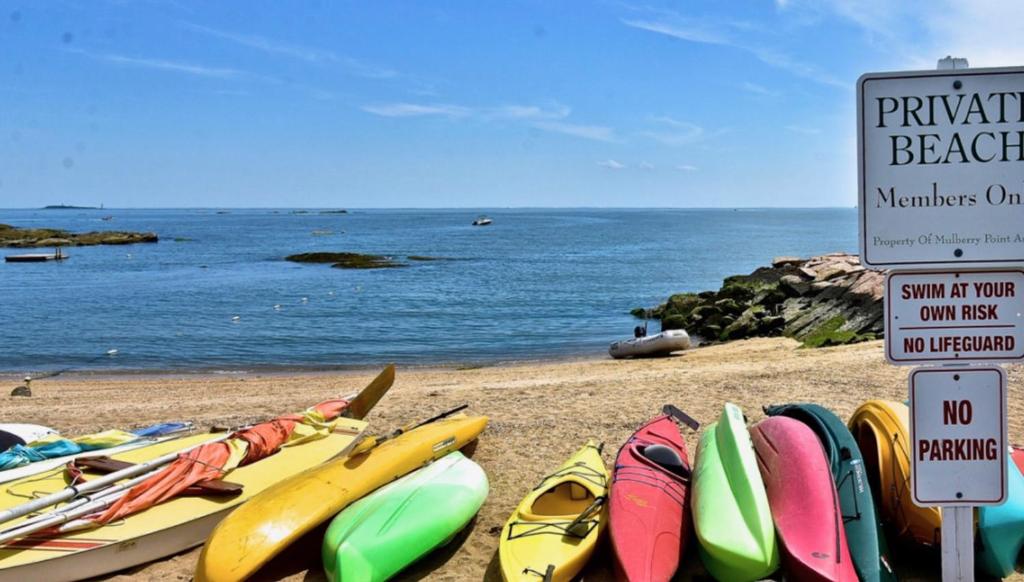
top-left (343, 364), bottom-right (395, 420)
top-left (347, 404), bottom-right (469, 457)
top-left (663, 404), bottom-right (700, 431)
top-left (0, 365), bottom-right (395, 529)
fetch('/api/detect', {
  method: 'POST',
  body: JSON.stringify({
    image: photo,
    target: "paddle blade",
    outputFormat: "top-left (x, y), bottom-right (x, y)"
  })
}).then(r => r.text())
top-left (663, 404), bottom-right (700, 431)
top-left (344, 364), bottom-right (395, 420)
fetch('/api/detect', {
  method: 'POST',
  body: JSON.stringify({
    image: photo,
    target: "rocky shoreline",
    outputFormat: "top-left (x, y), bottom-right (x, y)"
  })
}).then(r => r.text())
top-left (636, 253), bottom-right (883, 348)
top-left (0, 224), bottom-right (158, 248)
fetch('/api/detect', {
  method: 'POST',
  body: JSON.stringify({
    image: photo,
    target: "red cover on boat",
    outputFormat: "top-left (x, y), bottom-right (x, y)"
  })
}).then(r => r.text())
top-left (750, 416), bottom-right (856, 582)
top-left (609, 414), bottom-right (691, 582)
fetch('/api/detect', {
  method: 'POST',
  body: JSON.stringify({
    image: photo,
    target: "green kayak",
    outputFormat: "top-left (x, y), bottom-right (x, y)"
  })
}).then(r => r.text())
top-left (322, 451), bottom-right (488, 582)
top-left (692, 403), bottom-right (779, 581)
top-left (764, 403), bottom-right (896, 582)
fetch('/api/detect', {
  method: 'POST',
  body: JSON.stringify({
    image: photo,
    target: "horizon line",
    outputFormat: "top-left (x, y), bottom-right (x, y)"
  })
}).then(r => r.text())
top-left (1, 205), bottom-right (858, 211)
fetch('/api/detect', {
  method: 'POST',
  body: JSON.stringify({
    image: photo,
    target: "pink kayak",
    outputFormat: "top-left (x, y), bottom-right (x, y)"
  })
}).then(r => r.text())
top-left (750, 417), bottom-right (857, 582)
top-left (609, 414), bottom-right (692, 582)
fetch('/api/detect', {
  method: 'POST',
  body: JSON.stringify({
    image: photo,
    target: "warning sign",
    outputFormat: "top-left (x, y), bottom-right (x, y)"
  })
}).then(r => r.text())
top-left (885, 269), bottom-right (1024, 364)
top-left (910, 366), bottom-right (1007, 506)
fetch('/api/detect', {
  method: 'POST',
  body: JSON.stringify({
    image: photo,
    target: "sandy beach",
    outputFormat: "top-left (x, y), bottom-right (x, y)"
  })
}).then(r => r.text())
top-left (4, 337), bottom-right (1022, 581)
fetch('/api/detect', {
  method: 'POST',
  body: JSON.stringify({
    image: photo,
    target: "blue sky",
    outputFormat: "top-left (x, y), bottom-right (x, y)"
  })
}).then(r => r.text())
top-left (1, 1), bottom-right (1019, 208)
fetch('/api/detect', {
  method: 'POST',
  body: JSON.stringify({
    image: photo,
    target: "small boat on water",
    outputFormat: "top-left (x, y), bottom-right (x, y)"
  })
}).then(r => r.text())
top-left (101, 216), bottom-right (113, 221)
top-left (609, 329), bottom-right (691, 359)
top-left (5, 248), bottom-right (67, 263)
top-left (472, 216), bottom-right (492, 226)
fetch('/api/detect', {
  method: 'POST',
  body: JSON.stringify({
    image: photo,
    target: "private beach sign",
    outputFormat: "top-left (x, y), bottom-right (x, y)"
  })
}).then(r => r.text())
top-left (858, 67), bottom-right (1024, 269)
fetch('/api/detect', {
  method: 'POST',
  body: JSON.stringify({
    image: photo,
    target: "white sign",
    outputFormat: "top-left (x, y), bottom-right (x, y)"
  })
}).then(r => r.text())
top-left (858, 67), bottom-right (1024, 269)
top-left (910, 366), bottom-right (1007, 506)
top-left (885, 269), bottom-right (1024, 364)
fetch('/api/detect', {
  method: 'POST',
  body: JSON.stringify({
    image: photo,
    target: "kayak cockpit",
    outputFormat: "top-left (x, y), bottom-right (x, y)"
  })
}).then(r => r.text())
top-left (640, 444), bottom-right (691, 480)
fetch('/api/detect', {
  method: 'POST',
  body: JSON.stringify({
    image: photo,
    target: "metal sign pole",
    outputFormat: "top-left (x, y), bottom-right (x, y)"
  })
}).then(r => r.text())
top-left (941, 506), bottom-right (974, 581)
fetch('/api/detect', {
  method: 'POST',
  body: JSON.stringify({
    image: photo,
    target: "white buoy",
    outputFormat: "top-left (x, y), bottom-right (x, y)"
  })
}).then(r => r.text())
top-left (106, 349), bottom-right (118, 356)
top-left (231, 316), bottom-right (241, 322)
top-left (328, 291), bottom-right (335, 296)
top-left (273, 304), bottom-right (282, 311)
top-left (300, 297), bottom-right (308, 303)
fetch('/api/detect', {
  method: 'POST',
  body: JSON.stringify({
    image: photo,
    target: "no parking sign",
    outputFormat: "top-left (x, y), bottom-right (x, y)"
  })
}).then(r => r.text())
top-left (909, 366), bottom-right (1007, 506)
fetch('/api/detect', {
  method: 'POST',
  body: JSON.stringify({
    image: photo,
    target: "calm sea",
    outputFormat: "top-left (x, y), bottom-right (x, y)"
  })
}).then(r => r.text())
top-left (0, 208), bottom-right (856, 372)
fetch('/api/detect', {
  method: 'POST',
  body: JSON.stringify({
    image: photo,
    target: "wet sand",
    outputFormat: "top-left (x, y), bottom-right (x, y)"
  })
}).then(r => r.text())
top-left (3, 337), bottom-right (1022, 581)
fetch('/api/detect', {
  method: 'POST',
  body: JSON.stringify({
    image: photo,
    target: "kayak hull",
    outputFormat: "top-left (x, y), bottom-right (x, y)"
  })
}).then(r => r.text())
top-left (764, 403), bottom-right (895, 582)
top-left (500, 441), bottom-right (609, 582)
top-left (609, 415), bottom-right (690, 582)
top-left (692, 403), bottom-right (778, 582)
top-left (849, 400), bottom-right (941, 546)
top-left (751, 417), bottom-right (857, 582)
top-left (322, 451), bottom-right (488, 582)
top-left (977, 446), bottom-right (1024, 578)
top-left (196, 415), bottom-right (489, 582)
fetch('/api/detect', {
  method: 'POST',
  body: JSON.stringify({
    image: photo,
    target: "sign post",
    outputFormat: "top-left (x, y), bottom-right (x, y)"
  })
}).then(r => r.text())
top-left (859, 58), bottom-right (1024, 582)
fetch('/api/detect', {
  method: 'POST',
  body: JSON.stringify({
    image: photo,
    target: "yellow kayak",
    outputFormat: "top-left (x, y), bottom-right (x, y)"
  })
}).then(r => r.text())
top-left (0, 421), bottom-right (366, 582)
top-left (195, 414), bottom-right (489, 582)
top-left (848, 400), bottom-right (942, 546)
top-left (499, 440), bottom-right (608, 582)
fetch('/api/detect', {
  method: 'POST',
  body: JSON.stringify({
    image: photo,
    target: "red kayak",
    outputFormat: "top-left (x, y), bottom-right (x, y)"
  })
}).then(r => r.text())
top-left (750, 417), bottom-right (857, 582)
top-left (609, 414), bottom-right (692, 582)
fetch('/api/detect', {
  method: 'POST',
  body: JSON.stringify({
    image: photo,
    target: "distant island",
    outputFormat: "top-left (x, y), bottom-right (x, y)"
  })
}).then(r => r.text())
top-left (42, 204), bottom-right (100, 210)
top-left (0, 224), bottom-right (158, 247)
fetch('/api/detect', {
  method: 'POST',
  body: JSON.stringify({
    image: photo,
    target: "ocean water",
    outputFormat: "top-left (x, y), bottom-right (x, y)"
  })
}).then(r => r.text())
top-left (0, 208), bottom-right (857, 372)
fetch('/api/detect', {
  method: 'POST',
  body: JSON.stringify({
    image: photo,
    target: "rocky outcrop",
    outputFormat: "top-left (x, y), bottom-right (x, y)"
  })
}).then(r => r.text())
top-left (286, 252), bottom-right (406, 269)
top-left (0, 224), bottom-right (158, 247)
top-left (636, 253), bottom-right (883, 348)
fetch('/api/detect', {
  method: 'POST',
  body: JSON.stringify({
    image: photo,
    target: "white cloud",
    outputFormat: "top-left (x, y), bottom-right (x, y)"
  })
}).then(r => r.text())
top-left (361, 103), bottom-right (472, 118)
top-left (598, 159), bottom-right (626, 170)
top-left (486, 104), bottom-right (571, 121)
top-left (361, 101), bottom-right (614, 142)
top-left (639, 161), bottom-right (655, 170)
top-left (676, 164), bottom-right (698, 171)
top-left (70, 49), bottom-right (251, 79)
top-left (622, 15), bottom-right (847, 88)
top-left (740, 82), bottom-right (780, 97)
top-left (641, 116), bottom-right (705, 146)
top-left (182, 22), bottom-right (397, 79)
top-left (785, 125), bottom-right (821, 135)
top-left (533, 120), bottom-right (616, 142)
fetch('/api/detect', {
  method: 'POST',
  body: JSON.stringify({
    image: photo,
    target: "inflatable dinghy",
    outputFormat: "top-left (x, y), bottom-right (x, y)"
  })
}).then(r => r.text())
top-left (609, 330), bottom-right (691, 359)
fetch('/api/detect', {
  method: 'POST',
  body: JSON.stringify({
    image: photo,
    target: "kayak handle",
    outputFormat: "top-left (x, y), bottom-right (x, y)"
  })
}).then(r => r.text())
top-left (663, 404), bottom-right (700, 431)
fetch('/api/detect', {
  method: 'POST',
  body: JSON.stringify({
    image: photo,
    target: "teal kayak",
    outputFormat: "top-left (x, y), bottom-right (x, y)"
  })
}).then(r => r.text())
top-left (978, 447), bottom-right (1024, 578)
top-left (764, 403), bottom-right (895, 582)
top-left (692, 403), bottom-right (778, 581)
top-left (322, 451), bottom-right (489, 582)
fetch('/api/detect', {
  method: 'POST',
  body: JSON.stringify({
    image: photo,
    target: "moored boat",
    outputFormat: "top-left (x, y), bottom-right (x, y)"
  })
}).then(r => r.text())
top-left (499, 440), bottom-right (608, 582)
top-left (691, 403), bottom-right (778, 582)
top-left (609, 413), bottom-right (692, 582)
top-left (750, 416), bottom-right (857, 582)
top-left (322, 451), bottom-right (488, 582)
top-left (472, 216), bottom-right (492, 226)
top-left (764, 403), bottom-right (895, 582)
top-left (609, 329), bottom-right (691, 359)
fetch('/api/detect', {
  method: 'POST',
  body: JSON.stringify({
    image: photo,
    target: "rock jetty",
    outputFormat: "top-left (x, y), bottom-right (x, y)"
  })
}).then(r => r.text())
top-left (636, 253), bottom-right (883, 348)
top-left (286, 252), bottom-right (406, 269)
top-left (0, 224), bottom-right (158, 248)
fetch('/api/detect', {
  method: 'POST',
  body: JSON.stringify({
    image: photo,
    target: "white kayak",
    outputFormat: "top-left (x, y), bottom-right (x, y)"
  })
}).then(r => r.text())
top-left (609, 329), bottom-right (692, 359)
top-left (0, 424), bottom-right (57, 451)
